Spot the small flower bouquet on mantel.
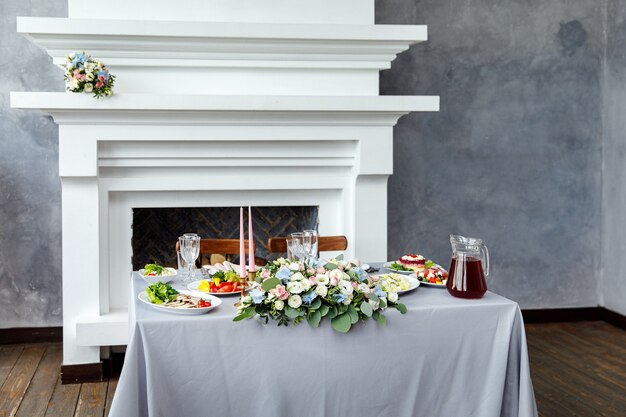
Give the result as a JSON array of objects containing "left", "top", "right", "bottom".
[
  {"left": 64, "top": 52, "right": 115, "bottom": 98},
  {"left": 234, "top": 256, "right": 407, "bottom": 333}
]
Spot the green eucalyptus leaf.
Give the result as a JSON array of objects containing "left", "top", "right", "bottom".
[
  {"left": 347, "top": 304, "right": 359, "bottom": 324},
  {"left": 307, "top": 310, "right": 322, "bottom": 328},
  {"left": 335, "top": 254, "right": 344, "bottom": 261},
  {"left": 327, "top": 305, "right": 338, "bottom": 319},
  {"left": 376, "top": 313, "right": 387, "bottom": 327},
  {"left": 395, "top": 303, "right": 407, "bottom": 314},
  {"left": 369, "top": 293, "right": 379, "bottom": 303},
  {"left": 320, "top": 304, "right": 330, "bottom": 317},
  {"left": 360, "top": 301, "right": 373, "bottom": 317},
  {"left": 379, "top": 298, "right": 387, "bottom": 309},
  {"left": 309, "top": 297, "right": 322, "bottom": 310},
  {"left": 331, "top": 313, "right": 352, "bottom": 333},
  {"left": 285, "top": 307, "right": 300, "bottom": 318},
  {"left": 261, "top": 277, "right": 281, "bottom": 291},
  {"left": 325, "top": 263, "right": 338, "bottom": 270}
]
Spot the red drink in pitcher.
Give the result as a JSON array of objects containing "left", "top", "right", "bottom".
[{"left": 446, "top": 236, "right": 490, "bottom": 299}]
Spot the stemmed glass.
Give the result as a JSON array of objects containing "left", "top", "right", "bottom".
[
  {"left": 303, "top": 229, "right": 318, "bottom": 258},
  {"left": 287, "top": 233, "right": 307, "bottom": 261},
  {"left": 179, "top": 234, "right": 200, "bottom": 283}
]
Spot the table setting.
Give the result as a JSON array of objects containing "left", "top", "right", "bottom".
[{"left": 109, "top": 207, "right": 537, "bottom": 417}]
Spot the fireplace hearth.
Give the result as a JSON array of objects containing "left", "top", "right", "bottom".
[{"left": 132, "top": 206, "right": 318, "bottom": 269}]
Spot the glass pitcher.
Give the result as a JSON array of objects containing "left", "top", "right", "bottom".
[{"left": 446, "top": 235, "right": 490, "bottom": 299}]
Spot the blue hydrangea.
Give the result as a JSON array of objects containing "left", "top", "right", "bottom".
[
  {"left": 301, "top": 291, "right": 318, "bottom": 305},
  {"left": 350, "top": 267, "right": 366, "bottom": 282},
  {"left": 315, "top": 259, "right": 327, "bottom": 268},
  {"left": 96, "top": 70, "right": 109, "bottom": 81},
  {"left": 276, "top": 266, "right": 292, "bottom": 284},
  {"left": 334, "top": 293, "right": 347, "bottom": 303},
  {"left": 250, "top": 288, "right": 266, "bottom": 304},
  {"left": 72, "top": 53, "right": 87, "bottom": 68},
  {"left": 374, "top": 285, "right": 386, "bottom": 298}
]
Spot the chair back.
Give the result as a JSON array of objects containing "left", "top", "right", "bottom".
[
  {"left": 267, "top": 235, "right": 348, "bottom": 254},
  {"left": 176, "top": 238, "right": 268, "bottom": 266}
]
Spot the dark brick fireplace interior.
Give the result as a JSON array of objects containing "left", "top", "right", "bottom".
[{"left": 131, "top": 206, "right": 318, "bottom": 269}]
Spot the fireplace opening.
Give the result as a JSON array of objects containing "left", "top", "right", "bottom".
[{"left": 131, "top": 206, "right": 319, "bottom": 269}]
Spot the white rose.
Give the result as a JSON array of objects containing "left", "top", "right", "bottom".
[
  {"left": 339, "top": 280, "right": 354, "bottom": 295},
  {"left": 85, "top": 72, "right": 94, "bottom": 81},
  {"left": 315, "top": 284, "right": 328, "bottom": 297},
  {"left": 288, "top": 295, "right": 302, "bottom": 309},
  {"left": 68, "top": 52, "right": 75, "bottom": 59},
  {"left": 274, "top": 300, "right": 284, "bottom": 311},
  {"left": 358, "top": 283, "right": 370, "bottom": 294},
  {"left": 68, "top": 78, "right": 79, "bottom": 90},
  {"left": 83, "top": 83, "right": 93, "bottom": 93},
  {"left": 289, "top": 262, "right": 300, "bottom": 271},
  {"left": 316, "top": 274, "right": 329, "bottom": 285},
  {"left": 290, "top": 272, "right": 305, "bottom": 281},
  {"left": 286, "top": 281, "right": 304, "bottom": 294},
  {"left": 342, "top": 272, "right": 351, "bottom": 281},
  {"left": 243, "top": 295, "right": 252, "bottom": 303},
  {"left": 343, "top": 294, "right": 353, "bottom": 305},
  {"left": 368, "top": 299, "right": 380, "bottom": 310},
  {"left": 329, "top": 269, "right": 343, "bottom": 281},
  {"left": 388, "top": 292, "right": 398, "bottom": 303},
  {"left": 300, "top": 279, "right": 311, "bottom": 291}
]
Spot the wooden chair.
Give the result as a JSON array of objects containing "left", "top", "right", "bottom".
[
  {"left": 267, "top": 235, "right": 348, "bottom": 255},
  {"left": 175, "top": 238, "right": 266, "bottom": 266}
]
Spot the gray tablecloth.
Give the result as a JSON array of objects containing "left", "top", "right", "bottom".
[{"left": 109, "top": 268, "right": 537, "bottom": 417}]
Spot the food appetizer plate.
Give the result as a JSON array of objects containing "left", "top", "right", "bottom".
[
  {"left": 411, "top": 272, "right": 447, "bottom": 288},
  {"left": 187, "top": 280, "right": 242, "bottom": 297},
  {"left": 382, "top": 261, "right": 415, "bottom": 275},
  {"left": 138, "top": 290, "right": 221, "bottom": 315},
  {"left": 138, "top": 267, "right": 177, "bottom": 284},
  {"left": 376, "top": 273, "right": 420, "bottom": 295}
]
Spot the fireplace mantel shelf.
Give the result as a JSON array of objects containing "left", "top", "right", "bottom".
[{"left": 11, "top": 92, "right": 439, "bottom": 125}]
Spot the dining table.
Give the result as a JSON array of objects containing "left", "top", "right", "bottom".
[{"left": 108, "top": 263, "right": 537, "bottom": 417}]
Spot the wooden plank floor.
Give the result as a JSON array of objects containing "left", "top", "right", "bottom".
[{"left": 0, "top": 321, "right": 624, "bottom": 416}]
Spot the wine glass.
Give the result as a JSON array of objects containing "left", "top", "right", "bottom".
[
  {"left": 290, "top": 233, "right": 307, "bottom": 261},
  {"left": 179, "top": 235, "right": 200, "bottom": 282},
  {"left": 303, "top": 229, "right": 318, "bottom": 258}
]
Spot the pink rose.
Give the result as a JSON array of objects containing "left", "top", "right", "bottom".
[
  {"left": 316, "top": 267, "right": 325, "bottom": 274},
  {"left": 306, "top": 268, "right": 315, "bottom": 275},
  {"left": 261, "top": 269, "right": 270, "bottom": 279},
  {"left": 330, "top": 276, "right": 339, "bottom": 286},
  {"left": 270, "top": 285, "right": 289, "bottom": 300},
  {"left": 352, "top": 281, "right": 358, "bottom": 288},
  {"left": 309, "top": 276, "right": 317, "bottom": 285},
  {"left": 96, "top": 81, "right": 103, "bottom": 88}
]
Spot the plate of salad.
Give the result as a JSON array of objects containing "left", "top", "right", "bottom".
[
  {"left": 188, "top": 263, "right": 246, "bottom": 296},
  {"left": 138, "top": 263, "right": 177, "bottom": 284},
  {"left": 382, "top": 262, "right": 415, "bottom": 274},
  {"left": 138, "top": 282, "right": 221, "bottom": 315},
  {"left": 377, "top": 273, "right": 420, "bottom": 294}
]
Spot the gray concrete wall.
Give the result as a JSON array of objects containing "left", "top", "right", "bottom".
[
  {"left": 0, "top": 1, "right": 66, "bottom": 328},
  {"left": 0, "top": 0, "right": 621, "bottom": 328},
  {"left": 377, "top": 0, "right": 604, "bottom": 308},
  {"left": 602, "top": 0, "right": 626, "bottom": 316}
]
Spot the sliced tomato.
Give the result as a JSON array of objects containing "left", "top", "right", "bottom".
[
  {"left": 198, "top": 299, "right": 212, "bottom": 308},
  {"left": 218, "top": 284, "right": 234, "bottom": 293}
]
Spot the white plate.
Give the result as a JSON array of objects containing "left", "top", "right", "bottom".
[
  {"left": 187, "top": 280, "right": 243, "bottom": 297},
  {"left": 138, "top": 267, "right": 177, "bottom": 284},
  {"left": 138, "top": 290, "right": 222, "bottom": 315},
  {"left": 382, "top": 261, "right": 416, "bottom": 275},
  {"left": 411, "top": 273, "right": 447, "bottom": 288},
  {"left": 377, "top": 273, "right": 420, "bottom": 295}
]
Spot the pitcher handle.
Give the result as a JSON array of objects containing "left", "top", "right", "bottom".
[{"left": 481, "top": 243, "right": 490, "bottom": 277}]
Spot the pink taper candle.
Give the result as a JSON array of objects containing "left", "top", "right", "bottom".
[
  {"left": 239, "top": 207, "right": 246, "bottom": 278},
  {"left": 248, "top": 206, "right": 256, "bottom": 273}
]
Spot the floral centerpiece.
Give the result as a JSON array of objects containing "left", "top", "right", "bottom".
[
  {"left": 234, "top": 256, "right": 407, "bottom": 333},
  {"left": 64, "top": 52, "right": 115, "bottom": 98}
]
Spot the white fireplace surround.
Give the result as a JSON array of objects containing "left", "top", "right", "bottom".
[{"left": 12, "top": 0, "right": 439, "bottom": 367}]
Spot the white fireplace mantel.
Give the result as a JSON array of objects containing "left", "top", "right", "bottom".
[{"left": 13, "top": 0, "right": 439, "bottom": 368}]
